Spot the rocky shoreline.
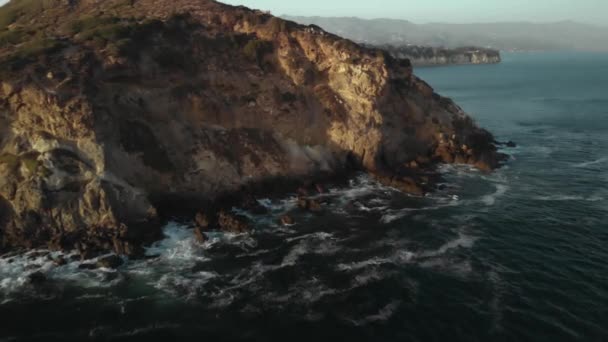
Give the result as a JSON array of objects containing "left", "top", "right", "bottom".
[{"left": 0, "top": 0, "right": 506, "bottom": 260}]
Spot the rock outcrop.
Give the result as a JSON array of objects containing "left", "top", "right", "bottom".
[
  {"left": 0, "top": 0, "right": 505, "bottom": 257},
  {"left": 373, "top": 45, "right": 501, "bottom": 66}
]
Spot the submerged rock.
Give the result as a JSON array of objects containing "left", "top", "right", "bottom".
[
  {"left": 280, "top": 215, "right": 296, "bottom": 226},
  {"left": 194, "top": 226, "right": 207, "bottom": 244},
  {"left": 297, "top": 197, "right": 324, "bottom": 213},
  {"left": 53, "top": 256, "right": 67, "bottom": 266},
  {"left": 27, "top": 271, "right": 47, "bottom": 285},
  {"left": 194, "top": 212, "right": 210, "bottom": 230},
  {"left": 96, "top": 255, "right": 124, "bottom": 269}
]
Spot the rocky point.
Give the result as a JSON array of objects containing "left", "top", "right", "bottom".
[{"left": 0, "top": 0, "right": 506, "bottom": 258}]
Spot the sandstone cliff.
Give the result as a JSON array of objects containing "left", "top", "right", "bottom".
[
  {"left": 374, "top": 45, "right": 501, "bottom": 66},
  {"left": 0, "top": 0, "right": 505, "bottom": 257}
]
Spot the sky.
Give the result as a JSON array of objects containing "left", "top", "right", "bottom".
[
  {"left": 0, "top": 0, "right": 604, "bottom": 26},
  {"left": 219, "top": 0, "right": 607, "bottom": 26}
]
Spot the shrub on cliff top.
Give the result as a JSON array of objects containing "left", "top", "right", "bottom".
[
  {"left": 0, "top": 28, "right": 26, "bottom": 48},
  {"left": 0, "top": 153, "right": 19, "bottom": 171},
  {"left": 243, "top": 38, "right": 273, "bottom": 62},
  {"left": 69, "top": 16, "right": 132, "bottom": 43},
  {"left": 0, "top": 0, "right": 55, "bottom": 28}
]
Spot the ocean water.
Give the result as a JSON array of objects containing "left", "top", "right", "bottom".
[{"left": 1, "top": 52, "right": 608, "bottom": 341}]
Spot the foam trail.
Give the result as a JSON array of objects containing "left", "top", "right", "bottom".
[
  {"left": 420, "top": 233, "right": 477, "bottom": 258},
  {"left": 573, "top": 157, "right": 608, "bottom": 168},
  {"left": 534, "top": 195, "right": 604, "bottom": 202},
  {"left": 482, "top": 184, "right": 509, "bottom": 206}
]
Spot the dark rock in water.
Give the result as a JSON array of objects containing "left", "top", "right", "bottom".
[
  {"left": 241, "top": 195, "right": 270, "bottom": 215},
  {"left": 53, "top": 256, "right": 67, "bottom": 266},
  {"left": 78, "top": 263, "right": 97, "bottom": 270},
  {"left": 297, "top": 187, "right": 309, "bottom": 196},
  {"left": 308, "top": 200, "right": 323, "bottom": 212},
  {"left": 315, "top": 184, "right": 327, "bottom": 194},
  {"left": 96, "top": 255, "right": 124, "bottom": 269},
  {"left": 218, "top": 211, "right": 251, "bottom": 234},
  {"left": 194, "top": 212, "right": 210, "bottom": 230},
  {"left": 506, "top": 141, "right": 517, "bottom": 148},
  {"left": 27, "top": 251, "right": 49, "bottom": 260},
  {"left": 249, "top": 204, "right": 270, "bottom": 215},
  {"left": 194, "top": 226, "right": 207, "bottom": 244},
  {"left": 372, "top": 173, "right": 425, "bottom": 196},
  {"left": 27, "top": 271, "right": 47, "bottom": 285},
  {"left": 298, "top": 197, "right": 324, "bottom": 213},
  {"left": 280, "top": 215, "right": 295, "bottom": 226}
]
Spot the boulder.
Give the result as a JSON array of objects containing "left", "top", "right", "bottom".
[
  {"left": 194, "top": 226, "right": 207, "bottom": 244},
  {"left": 194, "top": 212, "right": 210, "bottom": 230},
  {"left": 218, "top": 211, "right": 251, "bottom": 234},
  {"left": 96, "top": 255, "right": 124, "bottom": 269},
  {"left": 27, "top": 271, "right": 47, "bottom": 285},
  {"left": 280, "top": 215, "right": 295, "bottom": 226},
  {"left": 53, "top": 256, "right": 67, "bottom": 266},
  {"left": 297, "top": 198, "right": 323, "bottom": 213}
]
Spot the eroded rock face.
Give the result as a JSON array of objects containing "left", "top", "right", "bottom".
[{"left": 0, "top": 0, "right": 505, "bottom": 255}]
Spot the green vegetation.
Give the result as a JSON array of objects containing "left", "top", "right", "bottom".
[
  {"left": 0, "top": 151, "right": 45, "bottom": 176},
  {"left": 14, "top": 37, "right": 62, "bottom": 59},
  {"left": 0, "top": 28, "right": 26, "bottom": 47},
  {"left": 0, "top": 153, "right": 19, "bottom": 171},
  {"left": 69, "top": 16, "right": 131, "bottom": 43},
  {"left": 69, "top": 16, "right": 120, "bottom": 35},
  {"left": 243, "top": 39, "right": 273, "bottom": 62},
  {"left": 0, "top": 0, "right": 55, "bottom": 28},
  {"left": 0, "top": 37, "right": 62, "bottom": 76},
  {"left": 20, "top": 151, "right": 40, "bottom": 174}
]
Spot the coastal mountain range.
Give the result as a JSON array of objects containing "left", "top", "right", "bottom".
[{"left": 282, "top": 16, "right": 608, "bottom": 52}]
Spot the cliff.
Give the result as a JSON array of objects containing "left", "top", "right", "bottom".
[
  {"left": 0, "top": 0, "right": 505, "bottom": 258},
  {"left": 373, "top": 45, "right": 501, "bottom": 66}
]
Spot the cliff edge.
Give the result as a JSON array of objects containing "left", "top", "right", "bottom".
[{"left": 0, "top": 0, "right": 505, "bottom": 257}]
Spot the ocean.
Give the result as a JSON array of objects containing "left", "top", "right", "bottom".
[{"left": 1, "top": 52, "right": 607, "bottom": 341}]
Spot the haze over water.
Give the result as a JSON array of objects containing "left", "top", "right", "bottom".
[{"left": 1, "top": 52, "right": 607, "bottom": 341}]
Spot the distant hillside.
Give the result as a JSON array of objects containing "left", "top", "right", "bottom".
[
  {"left": 282, "top": 16, "right": 608, "bottom": 52},
  {"left": 372, "top": 44, "right": 501, "bottom": 66}
]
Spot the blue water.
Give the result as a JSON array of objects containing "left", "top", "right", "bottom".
[{"left": 1, "top": 52, "right": 607, "bottom": 341}]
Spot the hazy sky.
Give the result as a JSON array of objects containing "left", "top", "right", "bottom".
[
  {"left": 220, "top": 0, "right": 607, "bottom": 25},
  {"left": 0, "top": 0, "right": 604, "bottom": 25}
]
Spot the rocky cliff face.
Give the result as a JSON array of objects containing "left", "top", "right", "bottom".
[
  {"left": 375, "top": 45, "right": 501, "bottom": 66},
  {"left": 0, "top": 0, "right": 505, "bottom": 257}
]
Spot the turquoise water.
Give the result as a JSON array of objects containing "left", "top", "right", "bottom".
[{"left": 1, "top": 52, "right": 607, "bottom": 341}]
